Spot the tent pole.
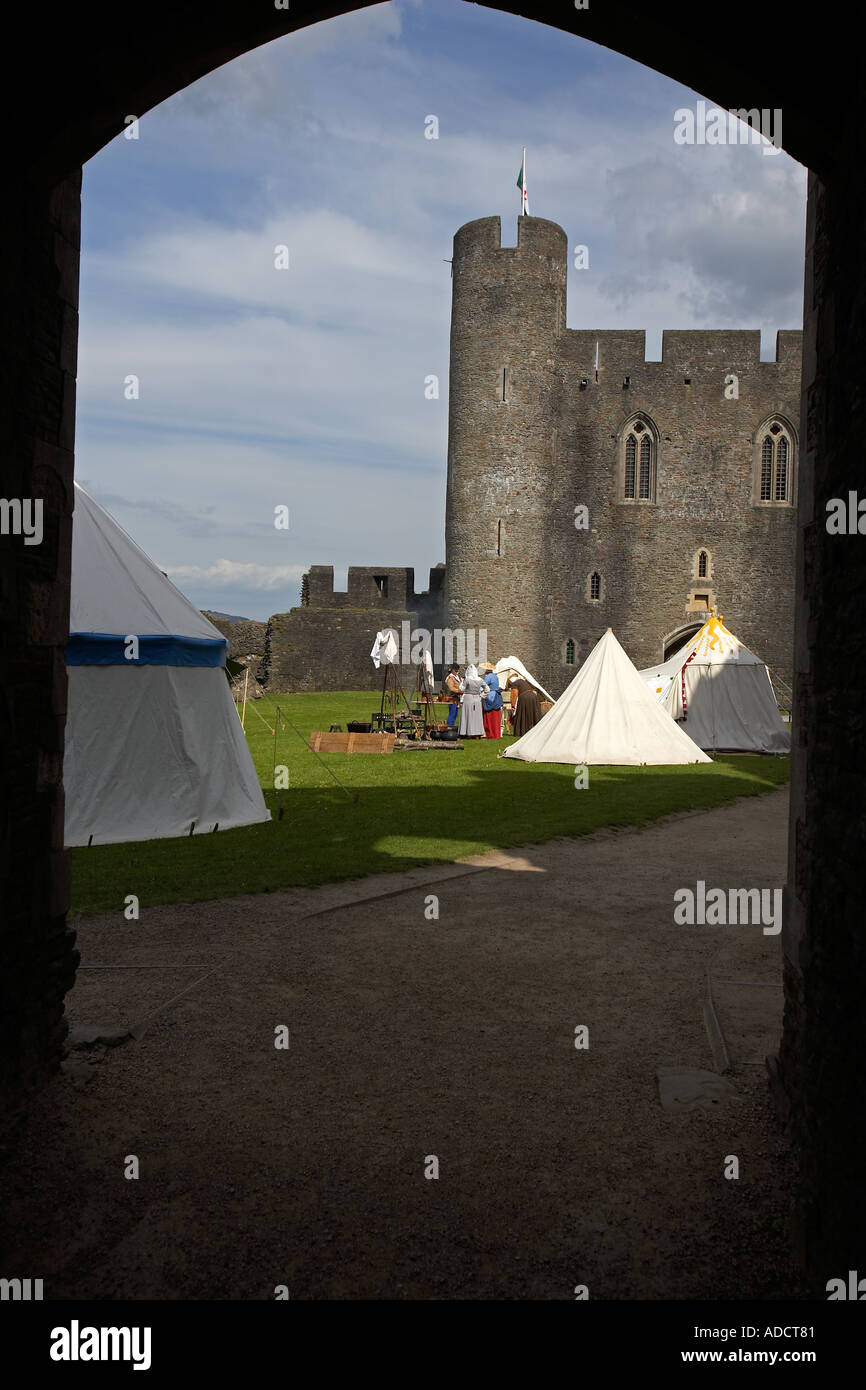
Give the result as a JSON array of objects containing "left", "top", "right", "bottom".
[{"left": 241, "top": 668, "right": 249, "bottom": 730}]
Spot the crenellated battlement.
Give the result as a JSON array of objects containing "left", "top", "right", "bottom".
[
  {"left": 560, "top": 327, "right": 801, "bottom": 376},
  {"left": 453, "top": 214, "right": 569, "bottom": 263},
  {"left": 302, "top": 564, "right": 443, "bottom": 611}
]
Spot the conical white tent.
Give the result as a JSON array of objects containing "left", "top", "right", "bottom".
[
  {"left": 494, "top": 655, "right": 556, "bottom": 704},
  {"left": 504, "top": 629, "right": 711, "bottom": 765},
  {"left": 639, "top": 616, "right": 790, "bottom": 754},
  {"left": 64, "top": 484, "right": 271, "bottom": 846}
]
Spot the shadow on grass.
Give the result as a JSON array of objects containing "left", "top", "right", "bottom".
[{"left": 70, "top": 753, "right": 789, "bottom": 915}]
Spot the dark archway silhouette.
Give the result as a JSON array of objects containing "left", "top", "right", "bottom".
[
  {"left": 663, "top": 622, "right": 703, "bottom": 662},
  {"left": 0, "top": 2, "right": 861, "bottom": 1282}
]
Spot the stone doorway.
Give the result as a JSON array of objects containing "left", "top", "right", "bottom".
[{"left": 662, "top": 622, "right": 702, "bottom": 662}]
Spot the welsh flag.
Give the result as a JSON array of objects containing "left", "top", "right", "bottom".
[{"left": 517, "top": 149, "right": 528, "bottom": 215}]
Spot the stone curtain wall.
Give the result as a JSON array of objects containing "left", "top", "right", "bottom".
[
  {"left": 264, "top": 608, "right": 428, "bottom": 694},
  {"left": 0, "top": 173, "right": 82, "bottom": 1111},
  {"left": 260, "top": 567, "right": 445, "bottom": 693},
  {"left": 221, "top": 618, "right": 268, "bottom": 657},
  {"left": 202, "top": 614, "right": 268, "bottom": 667},
  {"left": 546, "top": 324, "right": 801, "bottom": 697}
]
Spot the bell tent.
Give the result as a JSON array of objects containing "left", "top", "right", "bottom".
[
  {"left": 639, "top": 615, "right": 790, "bottom": 754},
  {"left": 64, "top": 483, "right": 271, "bottom": 846},
  {"left": 493, "top": 655, "right": 556, "bottom": 704},
  {"left": 503, "top": 628, "right": 712, "bottom": 766}
]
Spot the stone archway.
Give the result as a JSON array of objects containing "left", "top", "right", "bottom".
[
  {"left": 0, "top": 2, "right": 862, "bottom": 1280},
  {"left": 662, "top": 622, "right": 703, "bottom": 662}
]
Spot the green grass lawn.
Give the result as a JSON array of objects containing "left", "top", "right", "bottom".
[{"left": 69, "top": 690, "right": 790, "bottom": 915}]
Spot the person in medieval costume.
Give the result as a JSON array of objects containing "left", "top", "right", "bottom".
[
  {"left": 444, "top": 663, "right": 462, "bottom": 728},
  {"left": 480, "top": 662, "right": 503, "bottom": 738},
  {"left": 459, "top": 664, "right": 489, "bottom": 738},
  {"left": 509, "top": 676, "right": 542, "bottom": 737}
]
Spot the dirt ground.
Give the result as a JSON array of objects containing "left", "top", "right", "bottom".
[{"left": 0, "top": 785, "right": 809, "bottom": 1300}]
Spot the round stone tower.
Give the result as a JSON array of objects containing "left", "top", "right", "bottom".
[{"left": 444, "top": 215, "right": 567, "bottom": 676}]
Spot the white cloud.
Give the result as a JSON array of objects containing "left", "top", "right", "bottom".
[
  {"left": 175, "top": 0, "right": 406, "bottom": 119},
  {"left": 106, "top": 209, "right": 428, "bottom": 313},
  {"left": 167, "top": 559, "right": 308, "bottom": 590}
]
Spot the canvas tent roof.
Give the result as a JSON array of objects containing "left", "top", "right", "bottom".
[
  {"left": 64, "top": 484, "right": 271, "bottom": 845},
  {"left": 639, "top": 615, "right": 790, "bottom": 754},
  {"left": 494, "top": 656, "right": 556, "bottom": 704},
  {"left": 68, "top": 487, "right": 227, "bottom": 649},
  {"left": 504, "top": 628, "right": 711, "bottom": 765}
]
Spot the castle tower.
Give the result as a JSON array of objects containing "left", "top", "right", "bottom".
[{"left": 444, "top": 215, "right": 567, "bottom": 674}]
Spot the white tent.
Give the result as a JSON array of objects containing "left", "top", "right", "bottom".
[
  {"left": 494, "top": 655, "right": 556, "bottom": 704},
  {"left": 64, "top": 484, "right": 271, "bottom": 846},
  {"left": 639, "top": 616, "right": 790, "bottom": 754},
  {"left": 504, "top": 628, "right": 712, "bottom": 765}
]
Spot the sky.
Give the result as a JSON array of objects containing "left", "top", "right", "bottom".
[{"left": 76, "top": 0, "right": 808, "bottom": 621}]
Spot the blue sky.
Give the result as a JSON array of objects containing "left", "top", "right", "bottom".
[{"left": 76, "top": 0, "right": 807, "bottom": 620}]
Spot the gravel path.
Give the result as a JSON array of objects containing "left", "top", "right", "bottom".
[{"left": 0, "top": 785, "right": 807, "bottom": 1299}]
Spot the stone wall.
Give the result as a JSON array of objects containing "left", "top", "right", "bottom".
[
  {"left": 262, "top": 565, "right": 445, "bottom": 693},
  {"left": 546, "top": 323, "right": 800, "bottom": 697},
  {"left": 223, "top": 618, "right": 268, "bottom": 659},
  {"left": 203, "top": 613, "right": 267, "bottom": 665},
  {"left": 778, "top": 168, "right": 866, "bottom": 1278},
  {"left": 0, "top": 172, "right": 82, "bottom": 1113}
]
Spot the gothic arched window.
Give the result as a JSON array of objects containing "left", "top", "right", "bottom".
[
  {"left": 565, "top": 639, "right": 576, "bottom": 665},
  {"left": 621, "top": 417, "right": 657, "bottom": 502},
  {"left": 755, "top": 419, "right": 795, "bottom": 505},
  {"left": 589, "top": 571, "right": 601, "bottom": 601},
  {"left": 698, "top": 550, "right": 708, "bottom": 578}
]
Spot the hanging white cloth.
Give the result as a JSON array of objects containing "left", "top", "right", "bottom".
[{"left": 370, "top": 629, "right": 399, "bottom": 669}]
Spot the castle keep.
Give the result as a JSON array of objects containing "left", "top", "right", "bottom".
[{"left": 242, "top": 213, "right": 800, "bottom": 697}]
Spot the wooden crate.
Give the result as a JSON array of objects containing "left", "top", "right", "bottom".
[{"left": 308, "top": 731, "right": 395, "bottom": 754}]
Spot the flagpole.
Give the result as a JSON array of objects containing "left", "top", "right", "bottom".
[{"left": 517, "top": 148, "right": 529, "bottom": 217}]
